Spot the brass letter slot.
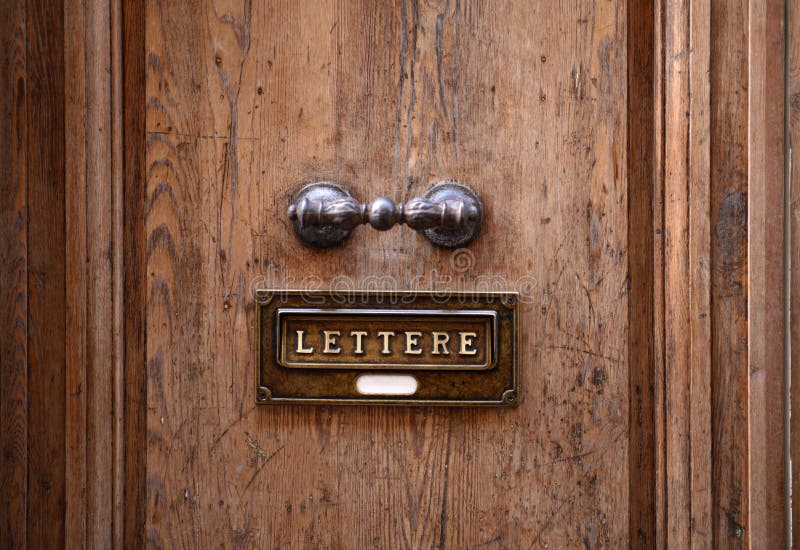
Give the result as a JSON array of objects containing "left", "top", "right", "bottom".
[{"left": 255, "top": 290, "right": 518, "bottom": 406}]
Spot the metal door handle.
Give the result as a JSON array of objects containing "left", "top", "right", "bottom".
[{"left": 288, "top": 181, "right": 483, "bottom": 249}]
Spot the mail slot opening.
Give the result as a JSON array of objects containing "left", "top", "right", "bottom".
[{"left": 356, "top": 374, "right": 418, "bottom": 396}]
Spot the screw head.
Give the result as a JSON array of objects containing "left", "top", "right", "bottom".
[{"left": 502, "top": 389, "right": 518, "bottom": 406}]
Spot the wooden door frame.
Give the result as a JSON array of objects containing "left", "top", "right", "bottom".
[
  {"left": 652, "top": 0, "right": 788, "bottom": 547},
  {"left": 0, "top": 0, "right": 789, "bottom": 547}
]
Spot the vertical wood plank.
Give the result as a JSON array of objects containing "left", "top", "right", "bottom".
[
  {"left": 64, "top": 0, "right": 117, "bottom": 545},
  {"left": 790, "top": 0, "right": 800, "bottom": 544},
  {"left": 64, "top": 0, "right": 88, "bottom": 545},
  {"left": 25, "top": 0, "right": 67, "bottom": 546},
  {"left": 659, "top": 0, "right": 757, "bottom": 545},
  {"left": 122, "top": 0, "right": 148, "bottom": 547},
  {"left": 627, "top": 0, "right": 656, "bottom": 546},
  {"left": 0, "top": 0, "right": 28, "bottom": 548},
  {"left": 710, "top": 1, "right": 750, "bottom": 545},
  {"left": 662, "top": 1, "right": 692, "bottom": 540},
  {"left": 3, "top": 0, "right": 120, "bottom": 544},
  {"left": 688, "top": 0, "right": 713, "bottom": 546},
  {"left": 748, "top": 0, "right": 786, "bottom": 546},
  {"left": 661, "top": 0, "right": 713, "bottom": 544},
  {"left": 84, "top": 0, "right": 115, "bottom": 544},
  {"left": 111, "top": 0, "right": 125, "bottom": 544},
  {"left": 652, "top": 0, "right": 667, "bottom": 545}
]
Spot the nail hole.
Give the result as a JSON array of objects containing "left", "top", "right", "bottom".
[{"left": 356, "top": 374, "right": 418, "bottom": 396}]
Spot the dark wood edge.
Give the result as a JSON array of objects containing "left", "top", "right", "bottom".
[
  {"left": 122, "top": 0, "right": 147, "bottom": 547},
  {"left": 626, "top": 1, "right": 657, "bottom": 547},
  {"left": 26, "top": 0, "right": 67, "bottom": 546},
  {"left": 0, "top": 1, "right": 29, "bottom": 548}
]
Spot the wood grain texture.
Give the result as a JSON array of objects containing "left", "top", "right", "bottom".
[
  {"left": 626, "top": 0, "right": 656, "bottom": 546},
  {"left": 687, "top": 2, "right": 712, "bottom": 547},
  {"left": 710, "top": 1, "right": 750, "bottom": 546},
  {"left": 123, "top": 0, "right": 148, "bottom": 547},
  {"left": 0, "top": 1, "right": 784, "bottom": 546},
  {"left": 0, "top": 0, "right": 28, "bottom": 548},
  {"left": 144, "top": 0, "right": 630, "bottom": 546},
  {"left": 63, "top": 0, "right": 117, "bottom": 546},
  {"left": 112, "top": 0, "right": 126, "bottom": 545},
  {"left": 652, "top": 0, "right": 667, "bottom": 544},
  {"left": 84, "top": 0, "right": 115, "bottom": 544},
  {"left": 25, "top": 0, "right": 67, "bottom": 546},
  {"left": 656, "top": 0, "right": 771, "bottom": 546},
  {"left": 64, "top": 0, "right": 89, "bottom": 545},
  {"left": 748, "top": 0, "right": 786, "bottom": 546},
  {"left": 791, "top": 0, "right": 800, "bottom": 545},
  {"left": 0, "top": 0, "right": 120, "bottom": 547},
  {"left": 661, "top": 0, "right": 713, "bottom": 544}
]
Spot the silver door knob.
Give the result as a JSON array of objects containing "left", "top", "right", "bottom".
[{"left": 288, "top": 181, "right": 483, "bottom": 249}]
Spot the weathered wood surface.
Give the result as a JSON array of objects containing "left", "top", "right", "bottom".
[
  {"left": 64, "top": 0, "right": 89, "bottom": 545},
  {"left": 0, "top": 0, "right": 119, "bottom": 547},
  {"left": 652, "top": 1, "right": 667, "bottom": 542},
  {"left": 123, "top": 0, "right": 148, "bottom": 546},
  {"left": 792, "top": 0, "right": 800, "bottom": 546},
  {"left": 626, "top": 0, "right": 656, "bottom": 545},
  {"left": 24, "top": 0, "right": 67, "bottom": 547},
  {"left": 748, "top": 0, "right": 786, "bottom": 546},
  {"left": 79, "top": 0, "right": 116, "bottom": 545},
  {"left": 661, "top": 0, "right": 713, "bottom": 545},
  {"left": 0, "top": 0, "right": 788, "bottom": 547},
  {"left": 65, "top": 0, "right": 117, "bottom": 546},
  {"left": 709, "top": 1, "right": 751, "bottom": 546},
  {"left": 656, "top": 0, "right": 787, "bottom": 547},
  {"left": 144, "top": 1, "right": 631, "bottom": 547},
  {"left": 0, "top": 0, "right": 29, "bottom": 548},
  {"left": 656, "top": 0, "right": 775, "bottom": 547}
]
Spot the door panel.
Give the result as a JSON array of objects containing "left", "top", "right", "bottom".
[{"left": 145, "top": 1, "right": 629, "bottom": 547}]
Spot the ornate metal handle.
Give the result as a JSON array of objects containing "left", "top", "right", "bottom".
[{"left": 288, "top": 181, "right": 483, "bottom": 248}]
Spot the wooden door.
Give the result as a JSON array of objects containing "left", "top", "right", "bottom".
[
  {"left": 0, "top": 0, "right": 789, "bottom": 548},
  {"left": 143, "top": 2, "right": 635, "bottom": 546}
]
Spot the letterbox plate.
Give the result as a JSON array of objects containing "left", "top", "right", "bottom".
[{"left": 255, "top": 290, "right": 519, "bottom": 406}]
